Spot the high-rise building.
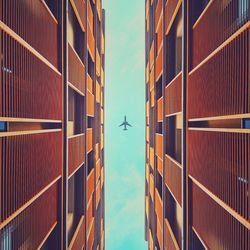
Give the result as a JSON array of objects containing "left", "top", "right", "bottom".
[
  {"left": 0, "top": 0, "right": 105, "bottom": 249},
  {"left": 145, "top": 0, "right": 250, "bottom": 249}
]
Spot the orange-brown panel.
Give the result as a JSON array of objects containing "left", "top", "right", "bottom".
[
  {"left": 68, "top": 44, "right": 85, "bottom": 94},
  {"left": 146, "top": 126, "right": 149, "bottom": 142},
  {"left": 155, "top": 0, "right": 163, "bottom": 29},
  {"left": 68, "top": 134, "right": 85, "bottom": 177},
  {"left": 155, "top": 133, "right": 163, "bottom": 160},
  {"left": 165, "top": 0, "right": 181, "bottom": 34},
  {"left": 149, "top": 174, "right": 154, "bottom": 200},
  {"left": 0, "top": 31, "right": 62, "bottom": 120},
  {"left": 157, "top": 97, "right": 163, "bottom": 122},
  {"left": 87, "top": 23, "right": 95, "bottom": 62},
  {"left": 2, "top": 0, "right": 59, "bottom": 67},
  {"left": 146, "top": 63, "right": 150, "bottom": 83},
  {"left": 101, "top": 108, "right": 104, "bottom": 124},
  {"left": 101, "top": 166, "right": 104, "bottom": 188},
  {"left": 87, "top": 198, "right": 93, "bottom": 230},
  {"left": 164, "top": 218, "right": 180, "bottom": 250},
  {"left": 157, "top": 157, "right": 163, "bottom": 177},
  {"left": 149, "top": 147, "right": 154, "bottom": 168},
  {"left": 96, "top": 159, "right": 101, "bottom": 183},
  {"left": 165, "top": 155, "right": 182, "bottom": 206},
  {"left": 0, "top": 132, "right": 62, "bottom": 222},
  {"left": 96, "top": 180, "right": 101, "bottom": 208},
  {"left": 87, "top": 169, "right": 95, "bottom": 202},
  {"left": 156, "top": 16, "right": 163, "bottom": 51},
  {"left": 155, "top": 46, "right": 163, "bottom": 81},
  {"left": 87, "top": 74, "right": 93, "bottom": 93},
  {"left": 96, "top": 81, "right": 101, "bottom": 103},
  {"left": 1, "top": 181, "right": 58, "bottom": 249},
  {"left": 87, "top": 128, "right": 93, "bottom": 153},
  {"left": 87, "top": 0, "right": 94, "bottom": 33},
  {"left": 70, "top": 0, "right": 86, "bottom": 32},
  {"left": 155, "top": 188, "right": 163, "bottom": 228},
  {"left": 101, "top": 30, "right": 105, "bottom": 54},
  {"left": 87, "top": 90, "right": 94, "bottom": 117},
  {"left": 150, "top": 67, "right": 154, "bottom": 91},
  {"left": 150, "top": 89, "right": 155, "bottom": 107},
  {"left": 96, "top": 50, "right": 101, "bottom": 76},
  {"left": 157, "top": 217, "right": 163, "bottom": 249},
  {"left": 165, "top": 73, "right": 182, "bottom": 115},
  {"left": 149, "top": 230, "right": 154, "bottom": 250},
  {"left": 68, "top": 216, "right": 85, "bottom": 250},
  {"left": 95, "top": 143, "right": 100, "bottom": 160},
  {"left": 191, "top": 181, "right": 250, "bottom": 249},
  {"left": 87, "top": 219, "right": 95, "bottom": 250},
  {"left": 150, "top": 42, "right": 155, "bottom": 69},
  {"left": 96, "top": 0, "right": 101, "bottom": 20}
]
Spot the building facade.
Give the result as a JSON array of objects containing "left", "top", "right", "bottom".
[
  {"left": 0, "top": 0, "right": 105, "bottom": 249},
  {"left": 145, "top": 0, "right": 250, "bottom": 249}
]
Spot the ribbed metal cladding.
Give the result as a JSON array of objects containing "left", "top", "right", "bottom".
[
  {"left": 0, "top": 31, "right": 62, "bottom": 119},
  {"left": 0, "top": 0, "right": 59, "bottom": 67},
  {"left": 0, "top": 132, "right": 62, "bottom": 222},
  {"left": 146, "top": 0, "right": 250, "bottom": 249},
  {"left": 0, "top": 0, "right": 105, "bottom": 249}
]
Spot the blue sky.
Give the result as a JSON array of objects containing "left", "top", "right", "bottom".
[{"left": 102, "top": 0, "right": 147, "bottom": 249}]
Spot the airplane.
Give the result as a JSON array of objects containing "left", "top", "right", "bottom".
[{"left": 119, "top": 116, "right": 132, "bottom": 131}]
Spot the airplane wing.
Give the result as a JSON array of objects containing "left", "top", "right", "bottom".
[
  {"left": 119, "top": 122, "right": 125, "bottom": 127},
  {"left": 126, "top": 122, "right": 132, "bottom": 127}
]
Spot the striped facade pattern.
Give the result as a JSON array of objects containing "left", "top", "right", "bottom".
[
  {"left": 0, "top": 0, "right": 105, "bottom": 249},
  {"left": 145, "top": 0, "right": 250, "bottom": 249}
]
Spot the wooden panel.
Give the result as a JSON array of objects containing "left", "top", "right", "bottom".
[
  {"left": 189, "top": 130, "right": 250, "bottom": 220},
  {"left": 150, "top": 68, "right": 155, "bottom": 91},
  {"left": 165, "top": 0, "right": 181, "bottom": 35},
  {"left": 87, "top": 169, "right": 95, "bottom": 202},
  {"left": 87, "top": 91, "right": 94, "bottom": 117},
  {"left": 149, "top": 174, "right": 154, "bottom": 201},
  {"left": 155, "top": 188, "right": 163, "bottom": 228},
  {"left": 68, "top": 44, "right": 85, "bottom": 95},
  {"left": 191, "top": 181, "right": 250, "bottom": 249},
  {"left": 165, "top": 155, "right": 182, "bottom": 207},
  {"left": 189, "top": 28, "right": 250, "bottom": 119},
  {"left": 96, "top": 50, "right": 101, "bottom": 76},
  {"left": 155, "top": 46, "right": 163, "bottom": 81},
  {"left": 87, "top": 128, "right": 93, "bottom": 153},
  {"left": 0, "top": 182, "right": 58, "bottom": 249},
  {"left": 68, "top": 134, "right": 85, "bottom": 177},
  {"left": 192, "top": 0, "right": 250, "bottom": 68},
  {"left": 150, "top": 147, "right": 154, "bottom": 168},
  {"left": 150, "top": 42, "right": 155, "bottom": 69},
  {"left": 87, "top": 218, "right": 95, "bottom": 250},
  {"left": 68, "top": 216, "right": 85, "bottom": 250},
  {"left": 157, "top": 216, "right": 163, "bottom": 249},
  {"left": 70, "top": 0, "right": 87, "bottom": 32},
  {"left": 157, "top": 97, "right": 163, "bottom": 122},
  {"left": 88, "top": 22, "right": 95, "bottom": 62},
  {"left": 1, "top": 0, "right": 59, "bottom": 67},
  {"left": 155, "top": 0, "right": 163, "bottom": 29},
  {"left": 96, "top": 159, "right": 101, "bottom": 183},
  {"left": 96, "top": 180, "right": 101, "bottom": 208},
  {"left": 0, "top": 31, "right": 62, "bottom": 120},
  {"left": 87, "top": 74, "right": 93, "bottom": 93},
  {"left": 157, "top": 157, "right": 163, "bottom": 177},
  {"left": 0, "top": 132, "right": 62, "bottom": 222},
  {"left": 155, "top": 133, "right": 163, "bottom": 160},
  {"left": 165, "top": 73, "right": 182, "bottom": 116},
  {"left": 164, "top": 218, "right": 180, "bottom": 250}
]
